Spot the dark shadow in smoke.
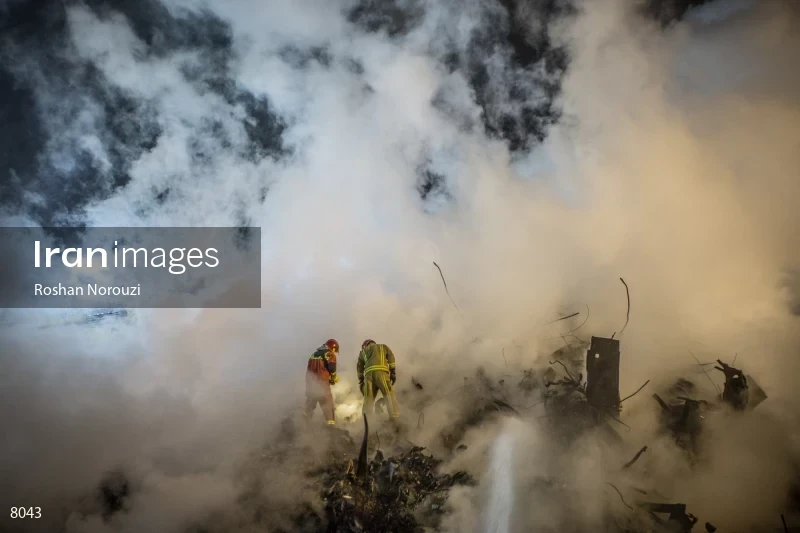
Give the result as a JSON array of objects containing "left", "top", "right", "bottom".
[
  {"left": 99, "top": 470, "right": 131, "bottom": 521},
  {"left": 344, "top": 0, "right": 568, "bottom": 155},
  {"left": 347, "top": 0, "right": 426, "bottom": 38},
  {"left": 0, "top": 0, "right": 162, "bottom": 226},
  {"left": 496, "top": 0, "right": 575, "bottom": 67},
  {"left": 0, "top": 66, "right": 44, "bottom": 212},
  {"left": 0, "top": 0, "right": 290, "bottom": 227},
  {"left": 439, "top": 0, "right": 710, "bottom": 155},
  {"left": 279, "top": 45, "right": 332, "bottom": 70},
  {"left": 236, "top": 92, "right": 291, "bottom": 164},
  {"left": 454, "top": 0, "right": 571, "bottom": 154},
  {"left": 645, "top": 0, "right": 712, "bottom": 26},
  {"left": 416, "top": 168, "right": 451, "bottom": 209},
  {"left": 82, "top": 0, "right": 232, "bottom": 59}
]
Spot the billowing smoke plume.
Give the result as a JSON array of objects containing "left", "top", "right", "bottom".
[{"left": 2, "top": 0, "right": 799, "bottom": 531}]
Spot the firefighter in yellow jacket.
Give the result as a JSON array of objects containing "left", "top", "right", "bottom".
[{"left": 357, "top": 339, "right": 400, "bottom": 419}]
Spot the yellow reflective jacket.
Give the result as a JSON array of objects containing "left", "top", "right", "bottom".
[{"left": 357, "top": 343, "right": 396, "bottom": 379}]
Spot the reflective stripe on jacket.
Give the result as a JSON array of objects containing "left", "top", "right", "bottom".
[
  {"left": 307, "top": 346, "right": 336, "bottom": 384},
  {"left": 357, "top": 343, "right": 395, "bottom": 379}
]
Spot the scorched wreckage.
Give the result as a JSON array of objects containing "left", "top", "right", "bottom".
[
  {"left": 2, "top": 0, "right": 797, "bottom": 531},
  {"left": 78, "top": 279, "right": 781, "bottom": 533}
]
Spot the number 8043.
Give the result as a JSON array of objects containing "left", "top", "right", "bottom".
[{"left": 10, "top": 507, "right": 41, "bottom": 519}]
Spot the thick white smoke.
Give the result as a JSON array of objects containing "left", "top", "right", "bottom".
[{"left": 2, "top": 0, "right": 800, "bottom": 531}]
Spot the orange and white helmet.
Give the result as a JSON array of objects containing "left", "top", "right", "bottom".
[{"left": 325, "top": 339, "right": 339, "bottom": 353}]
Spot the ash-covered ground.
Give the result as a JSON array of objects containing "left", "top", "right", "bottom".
[
  {"left": 18, "top": 333, "right": 794, "bottom": 533},
  {"left": 2, "top": 0, "right": 800, "bottom": 531}
]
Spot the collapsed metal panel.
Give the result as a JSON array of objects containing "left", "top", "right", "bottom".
[{"left": 586, "top": 336, "right": 621, "bottom": 411}]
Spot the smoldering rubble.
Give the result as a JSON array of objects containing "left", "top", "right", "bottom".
[
  {"left": 1, "top": 0, "right": 799, "bottom": 530},
  {"left": 61, "top": 332, "right": 798, "bottom": 533}
]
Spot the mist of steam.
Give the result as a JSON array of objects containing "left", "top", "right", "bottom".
[
  {"left": 1, "top": 0, "right": 800, "bottom": 531},
  {"left": 485, "top": 427, "right": 516, "bottom": 533}
]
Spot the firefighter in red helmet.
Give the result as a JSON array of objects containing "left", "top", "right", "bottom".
[{"left": 304, "top": 339, "right": 340, "bottom": 426}]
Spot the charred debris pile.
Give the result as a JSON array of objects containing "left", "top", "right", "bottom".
[
  {"left": 83, "top": 334, "right": 773, "bottom": 533},
  {"left": 290, "top": 334, "right": 768, "bottom": 532},
  {"left": 253, "top": 270, "right": 778, "bottom": 532},
  {"left": 537, "top": 335, "right": 770, "bottom": 532},
  {"left": 315, "top": 435, "right": 476, "bottom": 533},
  {"left": 231, "top": 416, "right": 477, "bottom": 533},
  {"left": 69, "top": 278, "right": 780, "bottom": 532},
  {"left": 82, "top": 275, "right": 774, "bottom": 533}
]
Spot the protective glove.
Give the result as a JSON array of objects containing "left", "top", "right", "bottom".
[
  {"left": 390, "top": 369, "right": 396, "bottom": 385},
  {"left": 329, "top": 372, "right": 340, "bottom": 385},
  {"left": 358, "top": 378, "right": 364, "bottom": 394}
]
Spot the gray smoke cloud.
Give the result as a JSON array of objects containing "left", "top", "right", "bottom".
[{"left": 2, "top": 0, "right": 800, "bottom": 531}]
